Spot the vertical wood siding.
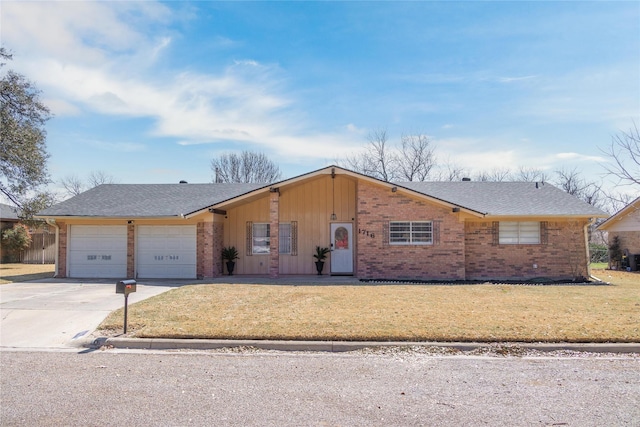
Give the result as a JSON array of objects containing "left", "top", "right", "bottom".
[{"left": 224, "top": 175, "right": 356, "bottom": 275}]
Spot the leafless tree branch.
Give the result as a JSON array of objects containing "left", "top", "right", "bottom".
[
  {"left": 211, "top": 151, "right": 282, "bottom": 183},
  {"left": 601, "top": 121, "right": 640, "bottom": 187}
]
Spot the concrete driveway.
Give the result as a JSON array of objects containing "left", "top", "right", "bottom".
[{"left": 0, "top": 279, "right": 182, "bottom": 349}]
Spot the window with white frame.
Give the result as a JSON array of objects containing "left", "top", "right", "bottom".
[
  {"left": 389, "top": 221, "right": 433, "bottom": 245},
  {"left": 499, "top": 221, "right": 540, "bottom": 244},
  {"left": 251, "top": 223, "right": 294, "bottom": 255}
]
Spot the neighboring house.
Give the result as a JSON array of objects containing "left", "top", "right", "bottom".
[
  {"left": 597, "top": 196, "right": 640, "bottom": 271},
  {"left": 0, "top": 202, "right": 20, "bottom": 227},
  {"left": 35, "top": 166, "right": 607, "bottom": 281},
  {"left": 1, "top": 202, "right": 56, "bottom": 264},
  {"left": 1, "top": 202, "right": 20, "bottom": 262}
]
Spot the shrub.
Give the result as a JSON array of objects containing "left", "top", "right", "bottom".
[{"left": 2, "top": 223, "right": 32, "bottom": 261}]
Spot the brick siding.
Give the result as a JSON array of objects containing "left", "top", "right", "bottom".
[
  {"left": 127, "top": 224, "right": 135, "bottom": 278},
  {"left": 356, "top": 181, "right": 466, "bottom": 280},
  {"left": 57, "top": 221, "right": 67, "bottom": 278},
  {"left": 465, "top": 220, "right": 589, "bottom": 280},
  {"left": 196, "top": 221, "right": 224, "bottom": 278}
]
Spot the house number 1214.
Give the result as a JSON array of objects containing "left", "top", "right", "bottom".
[{"left": 358, "top": 228, "right": 375, "bottom": 238}]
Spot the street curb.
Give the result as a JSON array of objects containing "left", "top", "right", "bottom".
[{"left": 97, "top": 338, "right": 640, "bottom": 354}]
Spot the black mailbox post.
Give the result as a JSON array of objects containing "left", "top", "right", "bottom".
[{"left": 116, "top": 279, "right": 137, "bottom": 333}]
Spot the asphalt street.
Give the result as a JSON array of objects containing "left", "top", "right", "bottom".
[{"left": 1, "top": 349, "right": 639, "bottom": 426}]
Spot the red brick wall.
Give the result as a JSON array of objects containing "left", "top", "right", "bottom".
[
  {"left": 57, "top": 221, "right": 67, "bottom": 278},
  {"left": 127, "top": 224, "right": 135, "bottom": 278},
  {"left": 465, "top": 220, "right": 590, "bottom": 280},
  {"left": 197, "top": 221, "right": 224, "bottom": 278},
  {"left": 356, "top": 182, "right": 466, "bottom": 280}
]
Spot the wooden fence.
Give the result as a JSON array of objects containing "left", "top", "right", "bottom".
[{"left": 20, "top": 232, "right": 56, "bottom": 264}]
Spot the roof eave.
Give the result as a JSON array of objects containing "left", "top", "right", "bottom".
[
  {"left": 485, "top": 213, "right": 609, "bottom": 220},
  {"left": 596, "top": 196, "right": 640, "bottom": 230},
  {"left": 34, "top": 214, "right": 187, "bottom": 221}
]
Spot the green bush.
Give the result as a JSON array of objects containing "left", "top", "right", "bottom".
[{"left": 1, "top": 224, "right": 32, "bottom": 261}]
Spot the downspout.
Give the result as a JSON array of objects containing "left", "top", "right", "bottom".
[{"left": 45, "top": 218, "right": 60, "bottom": 278}]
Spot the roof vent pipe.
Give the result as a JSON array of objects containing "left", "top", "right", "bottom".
[{"left": 462, "top": 177, "right": 471, "bottom": 182}]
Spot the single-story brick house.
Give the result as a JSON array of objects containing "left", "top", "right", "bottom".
[
  {"left": 597, "top": 196, "right": 640, "bottom": 270},
  {"left": 36, "top": 165, "right": 607, "bottom": 281}
]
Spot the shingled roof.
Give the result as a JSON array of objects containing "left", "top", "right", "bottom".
[
  {"left": 0, "top": 203, "right": 20, "bottom": 221},
  {"left": 38, "top": 182, "right": 607, "bottom": 218},
  {"left": 36, "top": 166, "right": 608, "bottom": 219},
  {"left": 38, "top": 183, "right": 266, "bottom": 218},
  {"left": 398, "top": 181, "right": 607, "bottom": 217}
]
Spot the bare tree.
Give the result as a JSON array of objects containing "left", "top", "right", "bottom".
[
  {"left": 431, "top": 158, "right": 469, "bottom": 182},
  {"left": 397, "top": 134, "right": 436, "bottom": 181},
  {"left": 514, "top": 166, "right": 550, "bottom": 183},
  {"left": 605, "top": 191, "right": 636, "bottom": 214},
  {"left": 473, "top": 167, "right": 513, "bottom": 182},
  {"left": 339, "top": 129, "right": 441, "bottom": 182},
  {"left": 59, "top": 174, "right": 84, "bottom": 197},
  {"left": 59, "top": 171, "right": 116, "bottom": 197},
  {"left": 602, "top": 122, "right": 640, "bottom": 187},
  {"left": 88, "top": 170, "right": 115, "bottom": 187},
  {"left": 339, "top": 129, "right": 398, "bottom": 182},
  {"left": 553, "top": 167, "right": 604, "bottom": 208},
  {"left": 211, "top": 151, "right": 282, "bottom": 183}
]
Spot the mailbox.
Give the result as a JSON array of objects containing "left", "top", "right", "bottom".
[{"left": 116, "top": 279, "right": 137, "bottom": 295}]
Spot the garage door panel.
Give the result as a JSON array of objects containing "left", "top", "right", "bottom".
[
  {"left": 68, "top": 225, "right": 127, "bottom": 278},
  {"left": 72, "top": 237, "right": 126, "bottom": 251},
  {"left": 70, "top": 225, "right": 126, "bottom": 238},
  {"left": 137, "top": 226, "right": 196, "bottom": 279},
  {"left": 137, "top": 252, "right": 197, "bottom": 264}
]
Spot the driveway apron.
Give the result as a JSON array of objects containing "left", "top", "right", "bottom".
[{"left": 0, "top": 279, "right": 178, "bottom": 349}]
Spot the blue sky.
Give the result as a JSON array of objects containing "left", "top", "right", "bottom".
[{"left": 2, "top": 1, "right": 639, "bottom": 196}]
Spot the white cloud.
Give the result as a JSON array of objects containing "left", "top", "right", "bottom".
[
  {"left": 2, "top": 2, "right": 171, "bottom": 66},
  {"left": 42, "top": 98, "right": 80, "bottom": 116},
  {"left": 432, "top": 137, "right": 612, "bottom": 181},
  {"left": 497, "top": 75, "right": 537, "bottom": 83},
  {"left": 555, "top": 152, "right": 607, "bottom": 162},
  {"left": 517, "top": 64, "right": 639, "bottom": 124},
  {"left": 2, "top": 1, "right": 365, "bottom": 161}
]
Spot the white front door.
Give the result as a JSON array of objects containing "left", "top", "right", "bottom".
[{"left": 330, "top": 223, "right": 353, "bottom": 275}]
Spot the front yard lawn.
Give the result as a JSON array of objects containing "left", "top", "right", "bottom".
[
  {"left": 0, "top": 263, "right": 55, "bottom": 284},
  {"left": 99, "top": 269, "right": 640, "bottom": 343}
]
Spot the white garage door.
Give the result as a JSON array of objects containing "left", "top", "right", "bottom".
[
  {"left": 68, "top": 225, "right": 127, "bottom": 278},
  {"left": 137, "top": 225, "right": 197, "bottom": 279}
]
